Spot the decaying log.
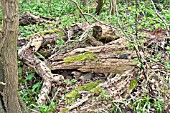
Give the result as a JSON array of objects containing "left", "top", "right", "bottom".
[
  {"left": 47, "top": 22, "right": 135, "bottom": 74},
  {"left": 49, "top": 44, "right": 136, "bottom": 74},
  {"left": 66, "top": 68, "right": 137, "bottom": 112},
  {"left": 51, "top": 59, "right": 135, "bottom": 74},
  {"left": 19, "top": 12, "right": 57, "bottom": 26},
  {"left": 18, "top": 21, "right": 134, "bottom": 105}
]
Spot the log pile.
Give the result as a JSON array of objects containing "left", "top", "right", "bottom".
[{"left": 18, "top": 13, "right": 137, "bottom": 105}]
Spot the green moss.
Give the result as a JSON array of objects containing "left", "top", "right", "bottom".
[
  {"left": 115, "top": 51, "right": 123, "bottom": 55},
  {"left": 41, "top": 29, "right": 63, "bottom": 36},
  {"left": 129, "top": 78, "right": 138, "bottom": 90},
  {"left": 61, "top": 108, "right": 69, "bottom": 113},
  {"left": 66, "top": 90, "right": 79, "bottom": 99},
  {"left": 64, "top": 52, "right": 97, "bottom": 63},
  {"left": 66, "top": 80, "right": 101, "bottom": 104},
  {"left": 90, "top": 86, "right": 103, "bottom": 94},
  {"left": 76, "top": 80, "right": 101, "bottom": 91}
]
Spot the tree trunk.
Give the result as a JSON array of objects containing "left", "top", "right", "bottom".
[
  {"left": 0, "top": 0, "right": 29, "bottom": 113},
  {"left": 110, "top": 0, "right": 116, "bottom": 15},
  {"left": 96, "top": 0, "right": 104, "bottom": 15},
  {"left": 83, "top": 0, "right": 88, "bottom": 6}
]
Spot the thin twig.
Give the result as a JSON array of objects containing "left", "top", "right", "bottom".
[
  {"left": 83, "top": 13, "right": 119, "bottom": 36},
  {"left": 83, "top": 13, "right": 100, "bottom": 22},
  {"left": 83, "top": 13, "right": 114, "bottom": 27},
  {"left": 115, "top": 4, "right": 132, "bottom": 40},
  {"left": 150, "top": 0, "right": 169, "bottom": 36},
  {"left": 135, "top": 0, "right": 138, "bottom": 39},
  {"left": 70, "top": 0, "right": 88, "bottom": 22}
]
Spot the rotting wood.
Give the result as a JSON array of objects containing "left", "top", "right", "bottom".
[
  {"left": 19, "top": 12, "right": 57, "bottom": 26},
  {"left": 18, "top": 32, "right": 64, "bottom": 105},
  {"left": 51, "top": 59, "right": 135, "bottom": 74},
  {"left": 92, "top": 22, "right": 120, "bottom": 44},
  {"left": 49, "top": 41, "right": 129, "bottom": 61},
  {"left": 49, "top": 44, "right": 136, "bottom": 74},
  {"left": 66, "top": 68, "right": 137, "bottom": 112},
  {"left": 18, "top": 21, "right": 135, "bottom": 105}
]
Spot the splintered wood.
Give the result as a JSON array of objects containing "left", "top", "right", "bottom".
[{"left": 49, "top": 44, "right": 136, "bottom": 74}]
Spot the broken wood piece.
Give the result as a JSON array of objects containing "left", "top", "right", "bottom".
[
  {"left": 19, "top": 12, "right": 57, "bottom": 26},
  {"left": 67, "top": 69, "right": 137, "bottom": 112},
  {"left": 69, "top": 96, "right": 89, "bottom": 110},
  {"left": 18, "top": 31, "right": 64, "bottom": 105},
  {"left": 92, "top": 23, "right": 120, "bottom": 44}
]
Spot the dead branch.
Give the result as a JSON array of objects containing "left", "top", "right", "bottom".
[
  {"left": 19, "top": 12, "right": 57, "bottom": 26},
  {"left": 69, "top": 0, "right": 88, "bottom": 22},
  {"left": 18, "top": 33, "right": 64, "bottom": 105}
]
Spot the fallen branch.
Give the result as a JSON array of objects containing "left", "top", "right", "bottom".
[
  {"left": 19, "top": 12, "right": 57, "bottom": 26},
  {"left": 18, "top": 32, "right": 64, "bottom": 105}
]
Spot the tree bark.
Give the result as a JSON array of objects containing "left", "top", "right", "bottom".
[
  {"left": 83, "top": 0, "right": 88, "bottom": 6},
  {"left": 0, "top": 0, "right": 29, "bottom": 112},
  {"left": 96, "top": 0, "right": 104, "bottom": 15},
  {"left": 110, "top": 0, "right": 116, "bottom": 15}
]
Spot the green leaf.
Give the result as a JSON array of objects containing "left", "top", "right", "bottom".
[
  {"left": 32, "top": 81, "right": 42, "bottom": 92},
  {"left": 167, "top": 46, "right": 170, "bottom": 51},
  {"left": 56, "top": 40, "right": 64, "bottom": 45},
  {"left": 26, "top": 72, "right": 35, "bottom": 81}
]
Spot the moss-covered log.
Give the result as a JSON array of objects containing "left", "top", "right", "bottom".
[{"left": 49, "top": 44, "right": 136, "bottom": 74}]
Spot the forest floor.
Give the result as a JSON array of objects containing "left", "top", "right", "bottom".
[{"left": 10, "top": 0, "right": 170, "bottom": 112}]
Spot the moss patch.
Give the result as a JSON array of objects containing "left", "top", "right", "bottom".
[
  {"left": 115, "top": 51, "right": 123, "bottom": 55},
  {"left": 61, "top": 108, "right": 69, "bottom": 113},
  {"left": 129, "top": 78, "right": 138, "bottom": 90},
  {"left": 41, "top": 29, "right": 63, "bottom": 36},
  {"left": 66, "top": 80, "right": 101, "bottom": 104},
  {"left": 64, "top": 52, "right": 97, "bottom": 63}
]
